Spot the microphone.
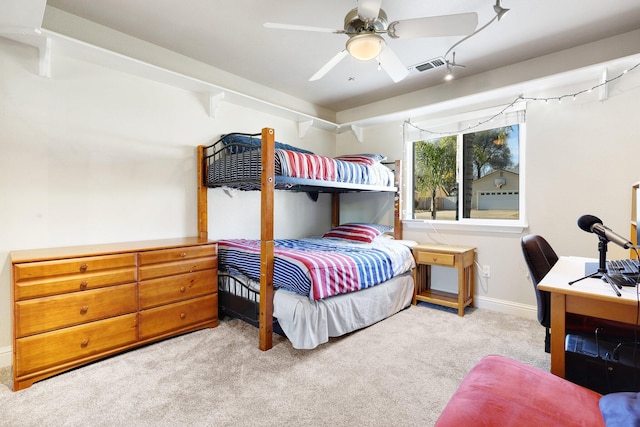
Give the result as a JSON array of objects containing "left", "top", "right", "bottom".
[{"left": 577, "top": 214, "right": 634, "bottom": 249}]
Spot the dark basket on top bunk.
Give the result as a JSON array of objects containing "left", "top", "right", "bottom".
[
  {"left": 202, "top": 132, "right": 266, "bottom": 191},
  {"left": 218, "top": 271, "right": 285, "bottom": 337}
]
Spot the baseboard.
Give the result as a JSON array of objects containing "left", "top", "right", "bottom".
[
  {"left": 0, "top": 345, "right": 11, "bottom": 368},
  {"left": 473, "top": 295, "right": 537, "bottom": 321}
]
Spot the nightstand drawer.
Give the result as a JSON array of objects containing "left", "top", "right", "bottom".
[
  {"left": 15, "top": 313, "right": 138, "bottom": 377},
  {"left": 414, "top": 251, "right": 455, "bottom": 266},
  {"left": 138, "top": 244, "right": 217, "bottom": 265},
  {"left": 15, "top": 283, "right": 138, "bottom": 337},
  {"left": 139, "top": 269, "right": 218, "bottom": 309},
  {"left": 139, "top": 294, "right": 217, "bottom": 340}
]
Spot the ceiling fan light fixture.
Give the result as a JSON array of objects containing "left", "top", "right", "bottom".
[
  {"left": 346, "top": 33, "right": 385, "bottom": 61},
  {"left": 444, "top": 62, "right": 454, "bottom": 81}
]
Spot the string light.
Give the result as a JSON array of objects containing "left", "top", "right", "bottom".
[{"left": 407, "top": 61, "right": 640, "bottom": 136}]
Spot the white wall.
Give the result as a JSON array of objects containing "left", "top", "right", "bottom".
[
  {"left": 2, "top": 28, "right": 639, "bottom": 369},
  {"left": 0, "top": 37, "right": 334, "bottom": 366},
  {"left": 338, "top": 61, "right": 640, "bottom": 316}
]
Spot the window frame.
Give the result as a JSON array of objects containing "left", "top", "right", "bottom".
[{"left": 403, "top": 102, "right": 528, "bottom": 233}]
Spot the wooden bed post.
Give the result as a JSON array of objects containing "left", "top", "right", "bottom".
[
  {"left": 331, "top": 193, "right": 340, "bottom": 228},
  {"left": 394, "top": 160, "right": 403, "bottom": 240},
  {"left": 197, "top": 145, "right": 208, "bottom": 240},
  {"left": 259, "top": 128, "right": 275, "bottom": 351}
]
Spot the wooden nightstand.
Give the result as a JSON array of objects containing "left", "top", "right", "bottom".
[{"left": 412, "top": 243, "right": 476, "bottom": 316}]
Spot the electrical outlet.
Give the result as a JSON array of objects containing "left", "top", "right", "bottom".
[{"left": 482, "top": 265, "right": 491, "bottom": 278}]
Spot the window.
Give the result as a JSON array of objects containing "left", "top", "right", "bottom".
[{"left": 407, "top": 103, "right": 525, "bottom": 227}]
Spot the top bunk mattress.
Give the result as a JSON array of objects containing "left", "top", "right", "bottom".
[{"left": 204, "top": 133, "right": 396, "bottom": 192}]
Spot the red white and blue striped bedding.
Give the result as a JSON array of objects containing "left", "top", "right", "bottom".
[
  {"left": 207, "top": 148, "right": 394, "bottom": 188},
  {"left": 275, "top": 150, "right": 393, "bottom": 186},
  {"left": 218, "top": 237, "right": 415, "bottom": 300}
]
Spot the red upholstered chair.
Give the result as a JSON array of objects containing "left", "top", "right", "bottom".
[{"left": 435, "top": 355, "right": 605, "bottom": 426}]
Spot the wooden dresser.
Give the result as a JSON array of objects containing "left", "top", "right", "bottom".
[{"left": 10, "top": 237, "right": 218, "bottom": 391}]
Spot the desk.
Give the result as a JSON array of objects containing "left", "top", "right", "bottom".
[
  {"left": 412, "top": 244, "right": 475, "bottom": 316},
  {"left": 538, "top": 256, "right": 640, "bottom": 378}
]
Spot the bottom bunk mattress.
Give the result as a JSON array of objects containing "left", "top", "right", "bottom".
[
  {"left": 218, "top": 271, "right": 414, "bottom": 350},
  {"left": 218, "top": 233, "right": 415, "bottom": 301}
]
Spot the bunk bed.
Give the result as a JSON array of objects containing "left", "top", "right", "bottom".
[{"left": 197, "top": 128, "right": 413, "bottom": 350}]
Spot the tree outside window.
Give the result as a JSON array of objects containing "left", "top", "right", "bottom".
[
  {"left": 413, "top": 125, "right": 520, "bottom": 221},
  {"left": 414, "top": 136, "right": 457, "bottom": 220}
]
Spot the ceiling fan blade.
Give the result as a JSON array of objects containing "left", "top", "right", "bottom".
[
  {"left": 264, "top": 23, "right": 343, "bottom": 34},
  {"left": 309, "top": 50, "right": 349, "bottom": 81},
  {"left": 378, "top": 47, "right": 409, "bottom": 83},
  {"left": 357, "top": 0, "right": 382, "bottom": 21},
  {"left": 390, "top": 12, "right": 478, "bottom": 39}
]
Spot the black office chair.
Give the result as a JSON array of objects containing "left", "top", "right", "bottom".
[{"left": 521, "top": 234, "right": 558, "bottom": 353}]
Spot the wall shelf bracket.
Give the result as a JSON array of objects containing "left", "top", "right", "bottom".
[
  {"left": 38, "top": 36, "right": 51, "bottom": 78},
  {"left": 351, "top": 124, "right": 364, "bottom": 143},
  {"left": 297, "top": 120, "right": 313, "bottom": 138},
  {"left": 208, "top": 92, "right": 225, "bottom": 118},
  {"left": 599, "top": 68, "right": 609, "bottom": 101}
]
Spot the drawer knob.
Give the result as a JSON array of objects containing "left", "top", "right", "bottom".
[
  {"left": 180, "top": 312, "right": 186, "bottom": 320},
  {"left": 79, "top": 263, "right": 88, "bottom": 273},
  {"left": 180, "top": 286, "right": 186, "bottom": 293},
  {"left": 79, "top": 280, "right": 88, "bottom": 291},
  {"left": 180, "top": 252, "right": 187, "bottom": 258},
  {"left": 80, "top": 305, "right": 89, "bottom": 315},
  {"left": 81, "top": 338, "right": 90, "bottom": 348}
]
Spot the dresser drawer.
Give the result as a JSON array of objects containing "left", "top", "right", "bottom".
[
  {"left": 15, "top": 283, "right": 138, "bottom": 338},
  {"left": 13, "top": 253, "right": 137, "bottom": 282},
  {"left": 414, "top": 251, "right": 455, "bottom": 266},
  {"left": 139, "top": 294, "right": 217, "bottom": 340},
  {"left": 138, "top": 257, "right": 217, "bottom": 281},
  {"left": 14, "top": 313, "right": 138, "bottom": 377},
  {"left": 139, "top": 244, "right": 217, "bottom": 265},
  {"left": 14, "top": 267, "right": 136, "bottom": 301},
  {"left": 139, "top": 269, "right": 217, "bottom": 309}
]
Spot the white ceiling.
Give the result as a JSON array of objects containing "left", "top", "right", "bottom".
[{"left": 44, "top": 0, "right": 640, "bottom": 113}]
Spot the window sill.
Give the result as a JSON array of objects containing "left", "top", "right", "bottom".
[{"left": 403, "top": 219, "right": 528, "bottom": 234}]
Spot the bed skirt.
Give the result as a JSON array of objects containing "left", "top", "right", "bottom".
[
  {"left": 219, "top": 271, "right": 414, "bottom": 350},
  {"left": 273, "top": 271, "right": 414, "bottom": 349}
]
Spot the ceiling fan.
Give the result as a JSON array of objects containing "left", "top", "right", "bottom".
[{"left": 264, "top": 0, "right": 478, "bottom": 83}]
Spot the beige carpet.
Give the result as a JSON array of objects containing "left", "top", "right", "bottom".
[{"left": 0, "top": 304, "right": 549, "bottom": 426}]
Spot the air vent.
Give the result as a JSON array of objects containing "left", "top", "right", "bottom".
[{"left": 409, "top": 57, "right": 446, "bottom": 74}]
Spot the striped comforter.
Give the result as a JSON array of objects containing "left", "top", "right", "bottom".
[
  {"left": 207, "top": 149, "right": 394, "bottom": 187},
  {"left": 218, "top": 237, "right": 415, "bottom": 300},
  {"left": 276, "top": 150, "right": 393, "bottom": 186}
]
